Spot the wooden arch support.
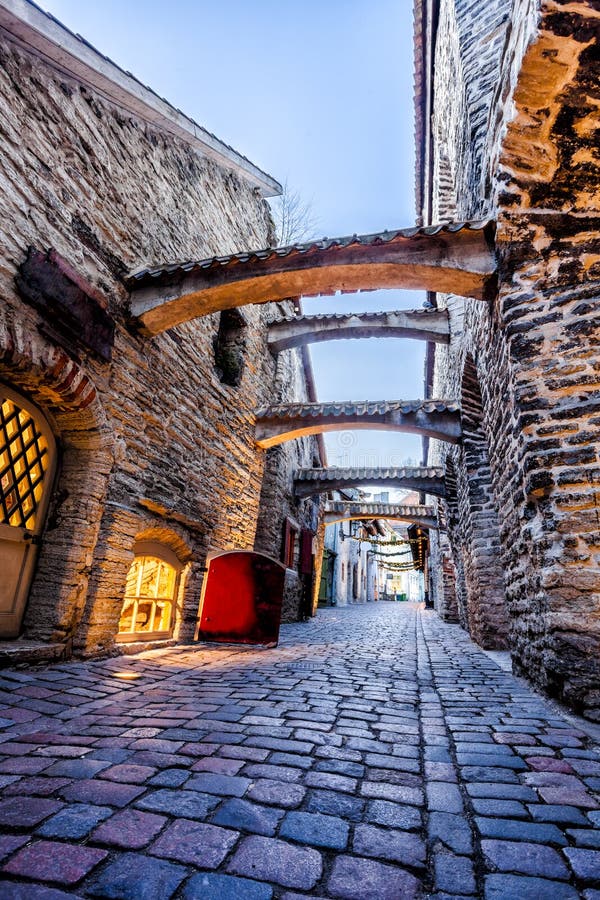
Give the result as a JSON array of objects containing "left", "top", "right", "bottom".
[
  {"left": 255, "top": 400, "right": 462, "bottom": 449},
  {"left": 267, "top": 308, "right": 450, "bottom": 353},
  {"left": 295, "top": 466, "right": 446, "bottom": 499},
  {"left": 322, "top": 501, "right": 439, "bottom": 530},
  {"left": 128, "top": 221, "right": 496, "bottom": 335}
]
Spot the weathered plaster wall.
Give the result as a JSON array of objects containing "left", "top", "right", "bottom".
[
  {"left": 324, "top": 524, "right": 375, "bottom": 607},
  {"left": 0, "top": 33, "right": 317, "bottom": 655},
  {"left": 425, "top": 0, "right": 600, "bottom": 715}
]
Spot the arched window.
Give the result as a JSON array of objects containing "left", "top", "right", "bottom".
[
  {"left": 117, "top": 542, "right": 182, "bottom": 642},
  {"left": 1, "top": 387, "right": 55, "bottom": 530}
]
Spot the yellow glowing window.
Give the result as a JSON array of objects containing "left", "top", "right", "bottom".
[
  {"left": 0, "top": 397, "right": 50, "bottom": 530},
  {"left": 117, "top": 547, "right": 181, "bottom": 641}
]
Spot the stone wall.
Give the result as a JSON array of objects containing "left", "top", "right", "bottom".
[
  {"left": 425, "top": 0, "right": 518, "bottom": 649},
  {"left": 0, "top": 32, "right": 318, "bottom": 655},
  {"left": 429, "top": 0, "right": 512, "bottom": 224},
  {"left": 422, "top": 0, "right": 600, "bottom": 715},
  {"left": 491, "top": 0, "right": 600, "bottom": 714},
  {"left": 428, "top": 529, "right": 459, "bottom": 623}
]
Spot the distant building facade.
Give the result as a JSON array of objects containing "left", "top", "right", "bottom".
[{"left": 321, "top": 519, "right": 378, "bottom": 607}]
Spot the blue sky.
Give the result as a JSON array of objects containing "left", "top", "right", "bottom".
[{"left": 41, "top": 0, "right": 425, "bottom": 473}]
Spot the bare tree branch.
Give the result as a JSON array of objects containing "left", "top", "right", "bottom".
[{"left": 269, "top": 179, "right": 320, "bottom": 247}]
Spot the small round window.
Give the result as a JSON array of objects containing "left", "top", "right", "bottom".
[{"left": 117, "top": 542, "right": 181, "bottom": 642}]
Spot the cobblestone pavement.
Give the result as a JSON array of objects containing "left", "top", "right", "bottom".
[{"left": 0, "top": 603, "right": 599, "bottom": 899}]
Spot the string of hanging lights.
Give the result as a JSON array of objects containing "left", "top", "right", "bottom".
[
  {"left": 369, "top": 537, "right": 424, "bottom": 548},
  {"left": 370, "top": 548, "right": 413, "bottom": 558}
]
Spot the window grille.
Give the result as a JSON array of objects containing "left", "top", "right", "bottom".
[
  {"left": 117, "top": 543, "right": 182, "bottom": 642},
  {"left": 0, "top": 397, "right": 50, "bottom": 529}
]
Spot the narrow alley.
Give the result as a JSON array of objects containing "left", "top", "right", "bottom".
[{"left": 0, "top": 603, "right": 598, "bottom": 899}]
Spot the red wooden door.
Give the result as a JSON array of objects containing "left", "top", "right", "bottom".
[{"left": 196, "top": 551, "right": 286, "bottom": 646}]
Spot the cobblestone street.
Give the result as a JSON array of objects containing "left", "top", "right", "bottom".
[{"left": 0, "top": 603, "right": 599, "bottom": 899}]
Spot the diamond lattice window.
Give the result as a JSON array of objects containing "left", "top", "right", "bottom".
[{"left": 0, "top": 397, "right": 50, "bottom": 529}]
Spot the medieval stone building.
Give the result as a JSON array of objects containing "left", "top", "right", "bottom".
[
  {"left": 416, "top": 0, "right": 600, "bottom": 719},
  {"left": 0, "top": 1, "right": 321, "bottom": 660}
]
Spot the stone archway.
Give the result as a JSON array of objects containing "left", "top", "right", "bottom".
[
  {"left": 295, "top": 466, "right": 445, "bottom": 500},
  {"left": 267, "top": 308, "right": 450, "bottom": 353},
  {"left": 75, "top": 515, "right": 199, "bottom": 656},
  {"left": 0, "top": 321, "right": 114, "bottom": 650}
]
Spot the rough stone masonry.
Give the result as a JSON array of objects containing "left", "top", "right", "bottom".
[
  {"left": 0, "top": 8, "right": 321, "bottom": 657},
  {"left": 417, "top": 0, "right": 600, "bottom": 719},
  {"left": 0, "top": 0, "right": 599, "bottom": 737}
]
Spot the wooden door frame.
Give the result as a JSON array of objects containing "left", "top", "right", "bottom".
[{"left": 0, "top": 383, "right": 57, "bottom": 637}]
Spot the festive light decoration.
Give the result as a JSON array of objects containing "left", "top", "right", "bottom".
[
  {"left": 369, "top": 537, "right": 423, "bottom": 547},
  {"left": 370, "top": 549, "right": 412, "bottom": 558}
]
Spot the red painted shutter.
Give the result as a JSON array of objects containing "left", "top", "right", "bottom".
[
  {"left": 300, "top": 528, "right": 314, "bottom": 575},
  {"left": 282, "top": 519, "right": 291, "bottom": 565}
]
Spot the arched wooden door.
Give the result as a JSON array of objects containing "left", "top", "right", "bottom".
[
  {"left": 0, "top": 385, "right": 57, "bottom": 638},
  {"left": 195, "top": 551, "right": 286, "bottom": 646}
]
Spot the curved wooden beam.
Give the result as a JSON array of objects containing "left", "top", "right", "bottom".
[
  {"left": 295, "top": 466, "right": 446, "bottom": 499},
  {"left": 267, "top": 308, "right": 450, "bottom": 353},
  {"left": 255, "top": 400, "right": 461, "bottom": 449},
  {"left": 323, "top": 501, "right": 438, "bottom": 530},
  {"left": 128, "top": 221, "right": 496, "bottom": 335}
]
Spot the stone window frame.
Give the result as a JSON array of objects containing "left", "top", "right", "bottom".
[{"left": 116, "top": 540, "right": 184, "bottom": 643}]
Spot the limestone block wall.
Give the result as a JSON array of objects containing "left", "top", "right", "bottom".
[
  {"left": 424, "top": 0, "right": 600, "bottom": 715},
  {"left": 426, "top": 0, "right": 538, "bottom": 641},
  {"left": 0, "top": 33, "right": 318, "bottom": 655},
  {"left": 426, "top": 0, "right": 519, "bottom": 649}
]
